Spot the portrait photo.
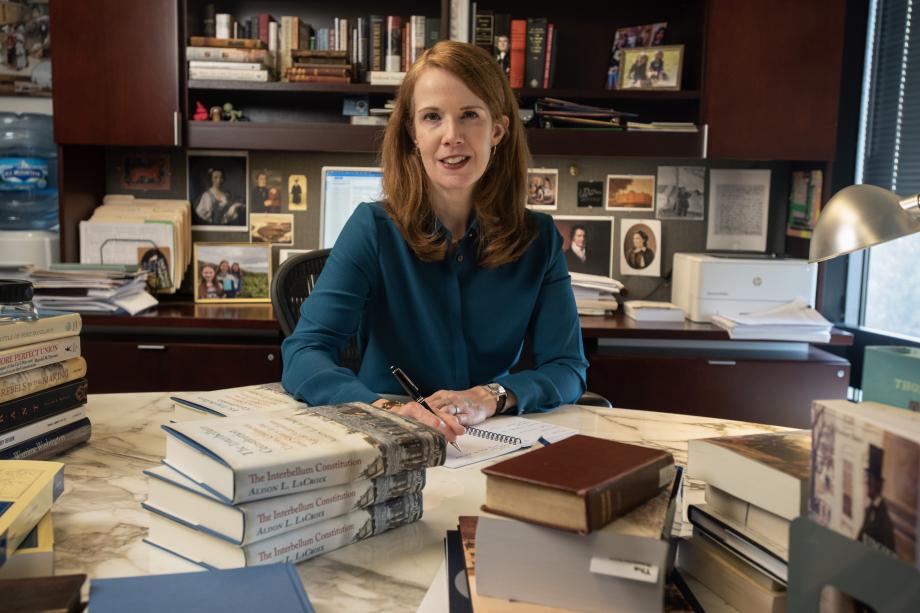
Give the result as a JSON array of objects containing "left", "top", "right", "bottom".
[
  {"left": 552, "top": 216, "right": 614, "bottom": 277},
  {"left": 656, "top": 165, "right": 705, "bottom": 220},
  {"left": 288, "top": 174, "right": 307, "bottom": 211},
  {"left": 194, "top": 242, "right": 271, "bottom": 303},
  {"left": 250, "top": 213, "right": 294, "bottom": 245},
  {"left": 121, "top": 154, "right": 170, "bottom": 191},
  {"left": 526, "top": 168, "right": 559, "bottom": 210},
  {"left": 619, "top": 45, "right": 683, "bottom": 91},
  {"left": 606, "top": 174, "right": 655, "bottom": 211},
  {"left": 620, "top": 219, "right": 661, "bottom": 277},
  {"left": 189, "top": 151, "right": 248, "bottom": 231},
  {"left": 250, "top": 168, "right": 284, "bottom": 213}
]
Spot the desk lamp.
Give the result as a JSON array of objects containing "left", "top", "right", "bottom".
[{"left": 809, "top": 184, "right": 920, "bottom": 263}]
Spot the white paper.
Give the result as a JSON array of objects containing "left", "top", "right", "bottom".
[
  {"left": 706, "top": 169, "right": 772, "bottom": 251},
  {"left": 416, "top": 560, "right": 449, "bottom": 613},
  {"left": 443, "top": 416, "right": 578, "bottom": 469}
]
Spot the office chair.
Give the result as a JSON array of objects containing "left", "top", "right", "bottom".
[{"left": 271, "top": 251, "right": 612, "bottom": 408}]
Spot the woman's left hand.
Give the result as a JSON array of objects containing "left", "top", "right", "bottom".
[{"left": 425, "top": 386, "right": 496, "bottom": 426}]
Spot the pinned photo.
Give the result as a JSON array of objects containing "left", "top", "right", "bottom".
[
  {"left": 620, "top": 219, "right": 661, "bottom": 277},
  {"left": 121, "top": 154, "right": 170, "bottom": 191},
  {"left": 605, "top": 174, "right": 655, "bottom": 211},
  {"left": 251, "top": 168, "right": 284, "bottom": 213},
  {"left": 656, "top": 166, "right": 705, "bottom": 220},
  {"left": 577, "top": 181, "right": 604, "bottom": 208},
  {"left": 288, "top": 175, "right": 307, "bottom": 211},
  {"left": 189, "top": 151, "right": 248, "bottom": 231},
  {"left": 250, "top": 213, "right": 294, "bottom": 245},
  {"left": 552, "top": 216, "right": 614, "bottom": 277},
  {"left": 194, "top": 243, "right": 271, "bottom": 303},
  {"left": 526, "top": 168, "right": 559, "bottom": 210}
]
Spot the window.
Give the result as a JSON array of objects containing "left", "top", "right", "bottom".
[{"left": 854, "top": 0, "right": 920, "bottom": 340}]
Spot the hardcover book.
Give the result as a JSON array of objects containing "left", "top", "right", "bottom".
[
  {"left": 481, "top": 434, "right": 675, "bottom": 533},
  {"left": 89, "top": 564, "right": 314, "bottom": 613},
  {"left": 189, "top": 36, "right": 266, "bottom": 49},
  {"left": 0, "top": 511, "right": 52, "bottom": 579},
  {"left": 0, "top": 405, "right": 86, "bottom": 454},
  {"left": 0, "top": 310, "right": 81, "bottom": 352},
  {"left": 524, "top": 18, "right": 548, "bottom": 89},
  {"left": 0, "top": 417, "right": 92, "bottom": 461},
  {"left": 144, "top": 463, "right": 425, "bottom": 545},
  {"left": 189, "top": 67, "right": 269, "bottom": 81},
  {"left": 810, "top": 398, "right": 920, "bottom": 567},
  {"left": 0, "top": 460, "right": 64, "bottom": 566},
  {"left": 688, "top": 430, "right": 810, "bottom": 520},
  {"left": 162, "top": 403, "right": 445, "bottom": 504},
  {"left": 0, "top": 378, "right": 88, "bottom": 435},
  {"left": 369, "top": 15, "right": 384, "bottom": 72},
  {"left": 0, "top": 336, "right": 81, "bottom": 379},
  {"left": 186, "top": 47, "right": 271, "bottom": 63},
  {"left": 145, "top": 493, "right": 423, "bottom": 568},
  {"left": 509, "top": 19, "right": 526, "bottom": 88},
  {"left": 704, "top": 484, "right": 790, "bottom": 554},
  {"left": 0, "top": 357, "right": 86, "bottom": 406},
  {"left": 171, "top": 382, "right": 305, "bottom": 421}
]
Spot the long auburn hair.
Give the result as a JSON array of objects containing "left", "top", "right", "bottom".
[{"left": 380, "top": 41, "right": 536, "bottom": 267}]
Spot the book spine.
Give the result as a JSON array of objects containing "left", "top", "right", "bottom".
[
  {"left": 286, "top": 75, "right": 352, "bottom": 84},
  {"left": 258, "top": 13, "right": 270, "bottom": 46},
  {"left": 509, "top": 19, "right": 526, "bottom": 88},
  {"left": 586, "top": 456, "right": 675, "bottom": 531},
  {"left": 385, "top": 16, "right": 402, "bottom": 72},
  {"left": 0, "top": 313, "right": 81, "bottom": 352},
  {"left": 288, "top": 66, "right": 351, "bottom": 77},
  {"left": 0, "top": 405, "right": 86, "bottom": 453},
  {"left": 524, "top": 18, "right": 547, "bottom": 89},
  {"left": 369, "top": 15, "right": 384, "bottom": 72},
  {"left": 189, "top": 67, "right": 269, "bottom": 81},
  {"left": 188, "top": 61, "right": 265, "bottom": 71},
  {"left": 0, "top": 357, "right": 86, "bottom": 405},
  {"left": 548, "top": 26, "right": 558, "bottom": 88},
  {"left": 401, "top": 21, "right": 410, "bottom": 71},
  {"left": 426, "top": 17, "right": 441, "bottom": 49},
  {"left": 268, "top": 21, "right": 279, "bottom": 74},
  {"left": 189, "top": 36, "right": 265, "bottom": 49},
  {"left": 279, "top": 17, "right": 292, "bottom": 80},
  {"left": 243, "top": 493, "right": 423, "bottom": 565},
  {"left": 0, "top": 337, "right": 81, "bottom": 379},
  {"left": 0, "top": 418, "right": 92, "bottom": 461},
  {"left": 542, "top": 23, "right": 554, "bottom": 88},
  {"left": 473, "top": 10, "right": 493, "bottom": 53},
  {"left": 241, "top": 469, "right": 426, "bottom": 544},
  {"left": 0, "top": 378, "right": 88, "bottom": 435},
  {"left": 186, "top": 46, "right": 269, "bottom": 63}
]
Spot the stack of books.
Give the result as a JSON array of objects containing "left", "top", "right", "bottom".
[
  {"left": 0, "top": 311, "right": 89, "bottom": 461},
  {"left": 535, "top": 97, "right": 635, "bottom": 130},
  {"left": 710, "top": 298, "right": 833, "bottom": 342},
  {"left": 286, "top": 49, "right": 352, "bottom": 84},
  {"left": 143, "top": 402, "right": 445, "bottom": 569},
  {"left": 0, "top": 461, "right": 65, "bottom": 579},
  {"left": 570, "top": 271, "right": 624, "bottom": 315},
  {"left": 682, "top": 430, "right": 811, "bottom": 611},
  {"left": 187, "top": 37, "right": 273, "bottom": 82},
  {"left": 432, "top": 435, "right": 680, "bottom": 611}
]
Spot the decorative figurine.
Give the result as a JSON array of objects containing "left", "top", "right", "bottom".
[
  {"left": 209, "top": 106, "right": 222, "bottom": 121},
  {"left": 222, "top": 102, "right": 244, "bottom": 122},
  {"left": 192, "top": 101, "right": 209, "bottom": 121}
]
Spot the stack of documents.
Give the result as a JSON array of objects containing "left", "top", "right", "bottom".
[
  {"left": 570, "top": 271, "right": 624, "bottom": 315},
  {"left": 79, "top": 195, "right": 191, "bottom": 294},
  {"left": 711, "top": 299, "right": 833, "bottom": 342},
  {"left": 624, "top": 300, "right": 687, "bottom": 322},
  {"left": 21, "top": 265, "right": 157, "bottom": 315}
]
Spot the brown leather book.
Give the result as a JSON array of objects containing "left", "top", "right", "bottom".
[
  {"left": 0, "top": 574, "right": 85, "bottom": 613},
  {"left": 481, "top": 434, "right": 675, "bottom": 534}
]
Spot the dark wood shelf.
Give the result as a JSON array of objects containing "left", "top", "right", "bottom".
[
  {"left": 81, "top": 302, "right": 281, "bottom": 332},
  {"left": 516, "top": 88, "right": 701, "bottom": 102},
  {"left": 186, "top": 121, "right": 702, "bottom": 156}
]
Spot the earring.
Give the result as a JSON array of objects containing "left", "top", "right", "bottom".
[{"left": 491, "top": 144, "right": 497, "bottom": 157}]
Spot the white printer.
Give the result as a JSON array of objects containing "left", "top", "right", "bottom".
[{"left": 671, "top": 253, "right": 818, "bottom": 322}]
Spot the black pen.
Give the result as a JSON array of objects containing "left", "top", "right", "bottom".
[{"left": 389, "top": 365, "right": 463, "bottom": 453}]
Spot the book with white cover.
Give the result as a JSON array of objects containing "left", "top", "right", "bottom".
[
  {"left": 189, "top": 67, "right": 270, "bottom": 81},
  {"left": 145, "top": 492, "right": 423, "bottom": 568},
  {"left": 162, "top": 403, "right": 445, "bottom": 504},
  {"left": 0, "top": 311, "right": 82, "bottom": 352},
  {"left": 705, "top": 484, "right": 790, "bottom": 554},
  {"left": 0, "top": 406, "right": 87, "bottom": 453},
  {"left": 624, "top": 301, "right": 686, "bottom": 322},
  {"left": 0, "top": 337, "right": 81, "bottom": 378},
  {"left": 144, "top": 463, "right": 425, "bottom": 545},
  {"left": 170, "top": 382, "right": 306, "bottom": 420}
]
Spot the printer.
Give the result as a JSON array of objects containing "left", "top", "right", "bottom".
[{"left": 671, "top": 253, "right": 818, "bottom": 322}]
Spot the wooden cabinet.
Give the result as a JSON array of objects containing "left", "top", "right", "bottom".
[{"left": 51, "top": 0, "right": 182, "bottom": 146}]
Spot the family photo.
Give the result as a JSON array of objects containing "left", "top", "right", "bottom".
[
  {"left": 194, "top": 243, "right": 271, "bottom": 303},
  {"left": 619, "top": 45, "right": 684, "bottom": 90},
  {"left": 189, "top": 152, "right": 248, "bottom": 230},
  {"left": 553, "top": 216, "right": 614, "bottom": 277}
]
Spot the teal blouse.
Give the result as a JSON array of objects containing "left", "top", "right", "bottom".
[{"left": 281, "top": 202, "right": 588, "bottom": 414}]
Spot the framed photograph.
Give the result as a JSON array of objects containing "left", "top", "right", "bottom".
[
  {"left": 250, "top": 168, "right": 284, "bottom": 213},
  {"left": 120, "top": 154, "right": 171, "bottom": 191},
  {"left": 526, "top": 168, "right": 559, "bottom": 210},
  {"left": 606, "top": 22, "right": 667, "bottom": 90},
  {"left": 620, "top": 219, "right": 661, "bottom": 277},
  {"left": 619, "top": 45, "right": 683, "bottom": 91},
  {"left": 0, "top": 2, "right": 51, "bottom": 96},
  {"left": 194, "top": 243, "right": 271, "bottom": 303},
  {"left": 577, "top": 181, "right": 604, "bottom": 208},
  {"left": 288, "top": 174, "right": 307, "bottom": 211},
  {"left": 188, "top": 151, "right": 248, "bottom": 231},
  {"left": 605, "top": 174, "right": 655, "bottom": 211},
  {"left": 552, "top": 216, "right": 614, "bottom": 277},
  {"left": 250, "top": 213, "right": 294, "bottom": 245},
  {"left": 656, "top": 166, "right": 705, "bottom": 220}
]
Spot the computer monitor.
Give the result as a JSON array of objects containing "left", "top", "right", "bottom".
[{"left": 320, "top": 167, "right": 384, "bottom": 248}]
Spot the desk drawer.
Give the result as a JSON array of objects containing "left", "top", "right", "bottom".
[
  {"left": 586, "top": 349, "right": 849, "bottom": 428},
  {"left": 81, "top": 339, "right": 282, "bottom": 393}
]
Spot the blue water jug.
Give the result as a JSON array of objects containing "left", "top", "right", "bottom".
[{"left": 0, "top": 113, "right": 58, "bottom": 230}]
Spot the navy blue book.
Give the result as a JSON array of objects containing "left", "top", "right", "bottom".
[{"left": 88, "top": 564, "right": 314, "bottom": 613}]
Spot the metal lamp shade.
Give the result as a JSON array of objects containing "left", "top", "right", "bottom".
[{"left": 809, "top": 184, "right": 920, "bottom": 263}]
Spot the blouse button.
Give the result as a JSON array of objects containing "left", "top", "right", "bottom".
[{"left": 457, "top": 255, "right": 464, "bottom": 263}]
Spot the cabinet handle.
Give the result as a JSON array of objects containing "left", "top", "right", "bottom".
[
  {"left": 137, "top": 344, "right": 166, "bottom": 351},
  {"left": 707, "top": 360, "right": 736, "bottom": 366},
  {"left": 173, "top": 111, "right": 182, "bottom": 146},
  {"left": 701, "top": 123, "right": 709, "bottom": 159},
  {"left": 267, "top": 353, "right": 275, "bottom": 362}
]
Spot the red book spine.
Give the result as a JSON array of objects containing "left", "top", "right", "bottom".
[
  {"left": 542, "top": 23, "right": 554, "bottom": 88},
  {"left": 509, "top": 19, "right": 526, "bottom": 88}
]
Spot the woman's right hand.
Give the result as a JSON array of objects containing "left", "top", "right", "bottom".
[{"left": 373, "top": 400, "right": 465, "bottom": 442}]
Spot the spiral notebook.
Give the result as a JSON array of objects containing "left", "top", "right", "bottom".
[{"left": 444, "top": 416, "right": 578, "bottom": 469}]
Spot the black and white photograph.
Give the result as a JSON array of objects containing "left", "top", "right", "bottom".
[
  {"left": 526, "top": 168, "right": 559, "bottom": 210},
  {"left": 194, "top": 242, "right": 271, "bottom": 303},
  {"left": 577, "top": 181, "right": 604, "bottom": 208},
  {"left": 189, "top": 151, "right": 248, "bottom": 231},
  {"left": 606, "top": 174, "right": 655, "bottom": 211},
  {"left": 655, "top": 165, "right": 705, "bottom": 220},
  {"left": 620, "top": 219, "right": 661, "bottom": 277},
  {"left": 552, "top": 216, "right": 614, "bottom": 277}
]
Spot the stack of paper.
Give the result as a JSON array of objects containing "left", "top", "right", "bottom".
[
  {"left": 624, "top": 300, "right": 687, "bottom": 322},
  {"left": 570, "top": 271, "right": 624, "bottom": 315},
  {"left": 21, "top": 265, "right": 157, "bottom": 315},
  {"left": 711, "top": 299, "right": 833, "bottom": 342},
  {"left": 79, "top": 195, "right": 192, "bottom": 294}
]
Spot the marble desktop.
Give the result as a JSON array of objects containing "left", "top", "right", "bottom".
[{"left": 51, "top": 393, "right": 787, "bottom": 611}]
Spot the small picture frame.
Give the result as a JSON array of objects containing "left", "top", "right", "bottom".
[
  {"left": 619, "top": 45, "right": 683, "bottom": 91},
  {"left": 250, "top": 213, "right": 294, "bottom": 245},
  {"left": 605, "top": 174, "right": 656, "bottom": 211},
  {"left": 526, "top": 168, "right": 559, "bottom": 210},
  {"left": 120, "top": 154, "right": 171, "bottom": 191},
  {"left": 194, "top": 242, "right": 272, "bottom": 303},
  {"left": 620, "top": 219, "right": 662, "bottom": 277},
  {"left": 189, "top": 151, "right": 249, "bottom": 231},
  {"left": 552, "top": 215, "right": 615, "bottom": 277}
]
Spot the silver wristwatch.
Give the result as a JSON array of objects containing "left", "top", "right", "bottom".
[{"left": 482, "top": 382, "right": 508, "bottom": 414}]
